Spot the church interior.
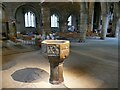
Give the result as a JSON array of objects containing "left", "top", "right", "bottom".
[{"left": 0, "top": 1, "right": 120, "bottom": 89}]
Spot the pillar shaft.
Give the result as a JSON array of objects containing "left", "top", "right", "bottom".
[
  {"left": 100, "top": 15, "right": 109, "bottom": 39},
  {"left": 100, "top": 2, "right": 109, "bottom": 39},
  {"left": 49, "top": 62, "right": 64, "bottom": 84},
  {"left": 59, "top": 20, "right": 67, "bottom": 32},
  {"left": 79, "top": 2, "right": 88, "bottom": 42},
  {"left": 87, "top": 2, "right": 94, "bottom": 35},
  {"left": 41, "top": 6, "right": 50, "bottom": 35},
  {"left": 7, "top": 6, "right": 16, "bottom": 37},
  {"left": 112, "top": 3, "right": 119, "bottom": 37}
]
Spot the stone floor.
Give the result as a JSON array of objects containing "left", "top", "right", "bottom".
[
  {"left": 1, "top": 40, "right": 37, "bottom": 56},
  {"left": 1, "top": 37, "right": 118, "bottom": 89}
]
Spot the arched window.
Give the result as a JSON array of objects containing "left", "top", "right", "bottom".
[
  {"left": 24, "top": 11, "right": 36, "bottom": 27},
  {"left": 51, "top": 14, "right": 59, "bottom": 27},
  {"left": 68, "top": 15, "right": 72, "bottom": 26}
]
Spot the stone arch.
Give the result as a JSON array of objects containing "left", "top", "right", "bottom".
[
  {"left": 1, "top": 4, "right": 8, "bottom": 22},
  {"left": 15, "top": 4, "right": 40, "bottom": 34},
  {"left": 15, "top": 4, "right": 40, "bottom": 19},
  {"left": 50, "top": 8, "right": 61, "bottom": 18}
]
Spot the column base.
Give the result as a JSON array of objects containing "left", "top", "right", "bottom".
[{"left": 49, "top": 79, "right": 64, "bottom": 85}]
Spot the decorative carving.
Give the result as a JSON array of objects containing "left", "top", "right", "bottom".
[{"left": 47, "top": 45, "right": 59, "bottom": 56}]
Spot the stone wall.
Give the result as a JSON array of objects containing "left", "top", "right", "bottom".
[
  {"left": 3, "top": 2, "right": 41, "bottom": 36},
  {"left": 2, "top": 2, "right": 119, "bottom": 41}
]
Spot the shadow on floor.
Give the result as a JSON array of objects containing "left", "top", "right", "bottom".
[{"left": 11, "top": 68, "right": 49, "bottom": 83}]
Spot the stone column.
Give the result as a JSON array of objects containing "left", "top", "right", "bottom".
[
  {"left": 41, "top": 6, "right": 50, "bottom": 35},
  {"left": 79, "top": 2, "right": 88, "bottom": 42},
  {"left": 59, "top": 19, "right": 67, "bottom": 32},
  {"left": 49, "top": 61, "right": 64, "bottom": 84},
  {"left": 1, "top": 5, "right": 9, "bottom": 39},
  {"left": 100, "top": 2, "right": 109, "bottom": 39},
  {"left": 87, "top": 2, "right": 94, "bottom": 34},
  {"left": 118, "top": 3, "right": 120, "bottom": 37},
  {"left": 112, "top": 3, "right": 119, "bottom": 37},
  {"left": 7, "top": 4, "right": 17, "bottom": 38}
]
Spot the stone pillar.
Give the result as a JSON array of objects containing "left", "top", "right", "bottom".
[
  {"left": 7, "top": 5, "right": 17, "bottom": 38},
  {"left": 79, "top": 2, "right": 88, "bottom": 42},
  {"left": 100, "top": 2, "right": 109, "bottom": 39},
  {"left": 41, "top": 6, "right": 50, "bottom": 35},
  {"left": 1, "top": 5, "right": 9, "bottom": 39},
  {"left": 118, "top": 3, "right": 120, "bottom": 37},
  {"left": 100, "top": 15, "right": 109, "bottom": 39},
  {"left": 49, "top": 62, "right": 64, "bottom": 84},
  {"left": 59, "top": 19, "right": 67, "bottom": 32},
  {"left": 87, "top": 2, "right": 94, "bottom": 34},
  {"left": 112, "top": 3, "right": 119, "bottom": 37}
]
